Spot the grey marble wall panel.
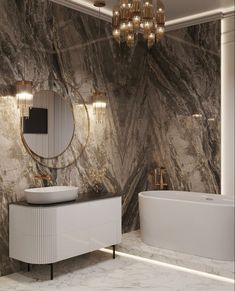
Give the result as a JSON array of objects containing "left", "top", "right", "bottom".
[{"left": 0, "top": 0, "right": 220, "bottom": 276}]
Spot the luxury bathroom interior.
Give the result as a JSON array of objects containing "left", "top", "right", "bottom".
[{"left": 0, "top": 0, "right": 234, "bottom": 290}]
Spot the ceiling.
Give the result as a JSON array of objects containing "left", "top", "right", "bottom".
[{"left": 52, "top": 0, "right": 234, "bottom": 28}]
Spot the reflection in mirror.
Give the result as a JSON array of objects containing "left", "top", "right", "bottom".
[{"left": 22, "top": 90, "right": 74, "bottom": 159}]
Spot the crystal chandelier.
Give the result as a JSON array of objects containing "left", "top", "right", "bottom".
[
  {"left": 112, "top": 0, "right": 165, "bottom": 48},
  {"left": 16, "top": 80, "right": 33, "bottom": 118},
  {"left": 92, "top": 90, "right": 107, "bottom": 124}
]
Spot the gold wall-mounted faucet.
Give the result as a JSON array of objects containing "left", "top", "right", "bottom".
[
  {"left": 153, "top": 167, "right": 168, "bottom": 190},
  {"left": 34, "top": 175, "right": 53, "bottom": 186}
]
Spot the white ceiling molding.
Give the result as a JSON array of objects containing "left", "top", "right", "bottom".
[
  {"left": 165, "top": 12, "right": 222, "bottom": 32},
  {"left": 50, "top": 0, "right": 112, "bottom": 22},
  {"left": 222, "top": 9, "right": 235, "bottom": 19},
  {"left": 166, "top": 6, "right": 235, "bottom": 31},
  {"left": 51, "top": 0, "right": 234, "bottom": 31}
]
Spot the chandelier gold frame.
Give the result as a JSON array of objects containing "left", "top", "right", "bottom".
[{"left": 112, "top": 0, "right": 165, "bottom": 48}]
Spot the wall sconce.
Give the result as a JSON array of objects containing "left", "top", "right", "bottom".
[
  {"left": 16, "top": 80, "right": 33, "bottom": 118},
  {"left": 92, "top": 90, "right": 107, "bottom": 124}
]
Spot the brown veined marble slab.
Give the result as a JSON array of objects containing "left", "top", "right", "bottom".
[{"left": 0, "top": 0, "right": 220, "bottom": 277}]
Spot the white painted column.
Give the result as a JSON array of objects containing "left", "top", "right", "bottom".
[{"left": 221, "top": 12, "right": 235, "bottom": 198}]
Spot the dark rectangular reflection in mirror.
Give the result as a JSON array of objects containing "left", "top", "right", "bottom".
[{"left": 23, "top": 108, "right": 48, "bottom": 134}]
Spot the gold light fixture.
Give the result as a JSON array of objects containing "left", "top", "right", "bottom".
[
  {"left": 92, "top": 89, "right": 107, "bottom": 124},
  {"left": 112, "top": 0, "right": 165, "bottom": 48},
  {"left": 16, "top": 13, "right": 34, "bottom": 118},
  {"left": 16, "top": 80, "right": 33, "bottom": 118},
  {"left": 91, "top": 1, "right": 107, "bottom": 124}
]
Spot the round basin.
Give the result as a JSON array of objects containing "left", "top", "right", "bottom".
[{"left": 25, "top": 186, "right": 78, "bottom": 204}]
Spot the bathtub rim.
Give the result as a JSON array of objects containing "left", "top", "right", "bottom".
[{"left": 139, "top": 191, "right": 234, "bottom": 207}]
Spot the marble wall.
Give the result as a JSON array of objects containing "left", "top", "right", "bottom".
[{"left": 0, "top": 0, "right": 220, "bottom": 276}]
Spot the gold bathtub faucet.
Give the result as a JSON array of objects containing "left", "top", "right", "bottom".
[{"left": 153, "top": 167, "right": 168, "bottom": 190}]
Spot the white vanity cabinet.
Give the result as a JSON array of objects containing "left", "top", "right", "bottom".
[{"left": 9, "top": 195, "right": 121, "bottom": 278}]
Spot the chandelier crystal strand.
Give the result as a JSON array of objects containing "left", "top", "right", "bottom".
[
  {"left": 155, "top": 0, "right": 165, "bottom": 42},
  {"left": 112, "top": 0, "right": 165, "bottom": 48},
  {"left": 132, "top": 0, "right": 141, "bottom": 31},
  {"left": 142, "top": 0, "right": 154, "bottom": 37},
  {"left": 112, "top": 6, "right": 121, "bottom": 42}
]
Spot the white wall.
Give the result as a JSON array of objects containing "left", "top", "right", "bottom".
[{"left": 221, "top": 12, "right": 235, "bottom": 198}]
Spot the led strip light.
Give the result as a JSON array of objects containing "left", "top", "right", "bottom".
[{"left": 100, "top": 248, "right": 235, "bottom": 284}]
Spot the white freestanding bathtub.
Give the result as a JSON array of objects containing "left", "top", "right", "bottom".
[{"left": 139, "top": 191, "right": 234, "bottom": 261}]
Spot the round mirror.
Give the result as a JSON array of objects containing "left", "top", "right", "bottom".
[{"left": 22, "top": 90, "right": 74, "bottom": 159}]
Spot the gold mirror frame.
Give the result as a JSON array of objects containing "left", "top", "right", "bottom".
[
  {"left": 21, "top": 90, "right": 75, "bottom": 160},
  {"left": 20, "top": 80, "right": 90, "bottom": 169}
]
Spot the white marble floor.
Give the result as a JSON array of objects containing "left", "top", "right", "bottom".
[
  {"left": 0, "top": 231, "right": 234, "bottom": 291},
  {"left": 117, "top": 231, "right": 235, "bottom": 279}
]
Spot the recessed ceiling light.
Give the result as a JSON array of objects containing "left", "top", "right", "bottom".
[{"left": 93, "top": 0, "right": 106, "bottom": 8}]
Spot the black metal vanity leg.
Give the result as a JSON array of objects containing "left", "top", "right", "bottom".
[
  {"left": 50, "top": 263, "right": 53, "bottom": 280},
  {"left": 112, "top": 245, "right": 116, "bottom": 259},
  {"left": 27, "top": 263, "right": 30, "bottom": 272}
]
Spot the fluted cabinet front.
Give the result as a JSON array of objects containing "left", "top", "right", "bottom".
[{"left": 9, "top": 197, "right": 122, "bottom": 265}]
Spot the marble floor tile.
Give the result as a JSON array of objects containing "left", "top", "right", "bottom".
[
  {"left": 0, "top": 234, "right": 234, "bottom": 291},
  {"left": 117, "top": 230, "right": 235, "bottom": 279}
]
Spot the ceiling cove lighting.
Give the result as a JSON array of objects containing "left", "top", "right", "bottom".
[
  {"left": 16, "top": 80, "right": 33, "bottom": 118},
  {"left": 100, "top": 248, "right": 235, "bottom": 284},
  {"left": 112, "top": 0, "right": 165, "bottom": 48}
]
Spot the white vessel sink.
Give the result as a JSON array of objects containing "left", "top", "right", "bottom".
[{"left": 25, "top": 186, "right": 78, "bottom": 204}]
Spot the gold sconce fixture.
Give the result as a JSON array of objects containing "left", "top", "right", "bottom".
[
  {"left": 112, "top": 0, "right": 165, "bottom": 48},
  {"left": 92, "top": 89, "right": 107, "bottom": 123},
  {"left": 16, "top": 12, "right": 34, "bottom": 118},
  {"left": 16, "top": 80, "right": 33, "bottom": 118}
]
